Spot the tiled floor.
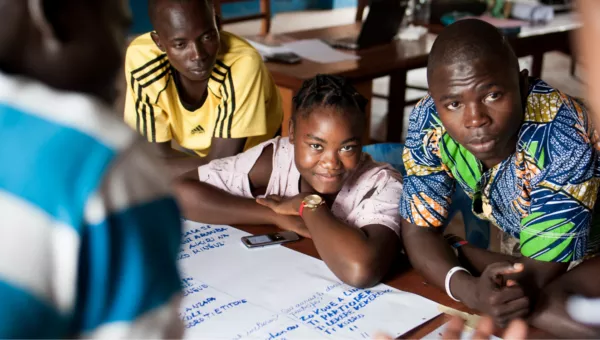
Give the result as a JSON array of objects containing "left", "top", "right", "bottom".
[{"left": 224, "top": 8, "right": 585, "bottom": 142}]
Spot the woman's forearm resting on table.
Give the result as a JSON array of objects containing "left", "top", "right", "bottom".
[
  {"left": 302, "top": 206, "right": 399, "bottom": 288},
  {"left": 174, "top": 178, "right": 277, "bottom": 225}
]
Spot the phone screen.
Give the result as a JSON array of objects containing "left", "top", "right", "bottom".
[{"left": 246, "top": 235, "right": 273, "bottom": 245}]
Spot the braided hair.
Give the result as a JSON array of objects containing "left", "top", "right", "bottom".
[{"left": 292, "top": 74, "right": 368, "bottom": 125}]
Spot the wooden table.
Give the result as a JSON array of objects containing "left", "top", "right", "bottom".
[
  {"left": 257, "top": 13, "right": 580, "bottom": 143},
  {"left": 257, "top": 25, "right": 436, "bottom": 143},
  {"left": 235, "top": 224, "right": 553, "bottom": 338},
  {"left": 513, "top": 12, "right": 581, "bottom": 78},
  {"left": 427, "top": 13, "right": 581, "bottom": 79}
]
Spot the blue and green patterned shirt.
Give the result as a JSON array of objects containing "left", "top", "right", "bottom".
[{"left": 400, "top": 78, "right": 600, "bottom": 262}]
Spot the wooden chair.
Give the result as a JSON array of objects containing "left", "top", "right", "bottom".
[
  {"left": 355, "top": 0, "right": 428, "bottom": 139},
  {"left": 215, "top": 0, "right": 271, "bottom": 34},
  {"left": 363, "top": 143, "right": 492, "bottom": 249},
  {"left": 355, "top": 0, "right": 368, "bottom": 21}
]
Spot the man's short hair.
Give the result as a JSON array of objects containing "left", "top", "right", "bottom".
[
  {"left": 427, "top": 19, "right": 520, "bottom": 82},
  {"left": 148, "top": 0, "right": 214, "bottom": 27}
]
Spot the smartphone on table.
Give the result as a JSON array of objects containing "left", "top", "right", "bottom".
[
  {"left": 265, "top": 52, "right": 301, "bottom": 64},
  {"left": 241, "top": 231, "right": 300, "bottom": 248}
]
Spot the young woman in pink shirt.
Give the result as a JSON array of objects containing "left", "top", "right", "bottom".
[{"left": 175, "top": 74, "right": 403, "bottom": 288}]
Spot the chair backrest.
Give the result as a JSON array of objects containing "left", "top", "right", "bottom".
[
  {"left": 362, "top": 143, "right": 405, "bottom": 174},
  {"left": 216, "top": 0, "right": 271, "bottom": 34},
  {"left": 355, "top": 0, "right": 369, "bottom": 22},
  {"left": 362, "top": 143, "right": 491, "bottom": 249}
]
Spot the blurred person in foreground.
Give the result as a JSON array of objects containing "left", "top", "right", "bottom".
[
  {"left": 373, "top": 316, "right": 527, "bottom": 340},
  {"left": 0, "top": 0, "right": 183, "bottom": 337},
  {"left": 442, "top": 316, "right": 527, "bottom": 340},
  {"left": 555, "top": 0, "right": 600, "bottom": 332}
]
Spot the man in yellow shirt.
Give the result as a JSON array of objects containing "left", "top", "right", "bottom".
[{"left": 124, "top": 0, "right": 282, "bottom": 177}]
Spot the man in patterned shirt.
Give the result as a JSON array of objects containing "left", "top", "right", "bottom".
[{"left": 400, "top": 19, "right": 600, "bottom": 333}]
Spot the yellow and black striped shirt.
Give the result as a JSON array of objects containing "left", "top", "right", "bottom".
[{"left": 123, "top": 31, "right": 283, "bottom": 157}]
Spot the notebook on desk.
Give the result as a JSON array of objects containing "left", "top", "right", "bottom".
[{"left": 327, "top": 0, "right": 408, "bottom": 50}]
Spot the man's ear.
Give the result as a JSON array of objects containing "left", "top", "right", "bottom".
[
  {"left": 151, "top": 31, "right": 166, "bottom": 52},
  {"left": 288, "top": 119, "right": 295, "bottom": 144},
  {"left": 519, "top": 69, "right": 529, "bottom": 107},
  {"left": 28, "top": 0, "right": 61, "bottom": 53}
]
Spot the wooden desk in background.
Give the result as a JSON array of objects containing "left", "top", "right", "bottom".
[
  {"left": 427, "top": 13, "right": 580, "bottom": 80},
  {"left": 510, "top": 13, "right": 580, "bottom": 78},
  {"left": 254, "top": 24, "right": 435, "bottom": 143},
  {"left": 255, "top": 13, "right": 580, "bottom": 143}
]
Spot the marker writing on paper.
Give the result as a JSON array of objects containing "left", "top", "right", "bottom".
[
  {"left": 281, "top": 292, "right": 324, "bottom": 315},
  {"left": 267, "top": 324, "right": 299, "bottom": 340},
  {"left": 178, "top": 276, "right": 250, "bottom": 329},
  {"left": 297, "top": 288, "right": 392, "bottom": 334},
  {"left": 312, "top": 301, "right": 339, "bottom": 316},
  {"left": 240, "top": 315, "right": 280, "bottom": 338},
  {"left": 192, "top": 297, "right": 216, "bottom": 308},
  {"left": 182, "top": 284, "right": 209, "bottom": 297},
  {"left": 181, "top": 227, "right": 228, "bottom": 243},
  {"left": 191, "top": 241, "right": 226, "bottom": 254},
  {"left": 182, "top": 224, "right": 221, "bottom": 238},
  {"left": 180, "top": 277, "right": 210, "bottom": 296},
  {"left": 325, "top": 282, "right": 343, "bottom": 292},
  {"left": 183, "top": 299, "right": 248, "bottom": 329},
  {"left": 343, "top": 287, "right": 362, "bottom": 296},
  {"left": 181, "top": 277, "right": 194, "bottom": 288},
  {"left": 179, "top": 225, "right": 230, "bottom": 257}
]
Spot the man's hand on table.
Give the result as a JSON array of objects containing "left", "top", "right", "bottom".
[
  {"left": 371, "top": 315, "right": 528, "bottom": 340},
  {"left": 443, "top": 315, "right": 528, "bottom": 340},
  {"left": 460, "top": 262, "right": 530, "bottom": 328}
]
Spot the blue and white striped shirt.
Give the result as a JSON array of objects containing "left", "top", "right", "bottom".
[{"left": 0, "top": 73, "right": 183, "bottom": 338}]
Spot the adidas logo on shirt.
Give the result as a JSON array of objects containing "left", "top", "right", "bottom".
[{"left": 191, "top": 125, "right": 205, "bottom": 135}]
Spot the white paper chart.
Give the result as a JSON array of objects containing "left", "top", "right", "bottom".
[{"left": 178, "top": 221, "right": 441, "bottom": 339}]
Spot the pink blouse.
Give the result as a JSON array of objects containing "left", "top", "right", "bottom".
[{"left": 198, "top": 137, "right": 403, "bottom": 235}]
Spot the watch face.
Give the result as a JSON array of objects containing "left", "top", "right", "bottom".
[{"left": 304, "top": 194, "right": 323, "bottom": 205}]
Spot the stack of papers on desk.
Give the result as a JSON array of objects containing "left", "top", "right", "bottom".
[
  {"left": 282, "top": 39, "right": 360, "bottom": 63},
  {"left": 247, "top": 39, "right": 295, "bottom": 57},
  {"left": 248, "top": 38, "right": 360, "bottom": 64},
  {"left": 464, "top": 15, "right": 527, "bottom": 29}
]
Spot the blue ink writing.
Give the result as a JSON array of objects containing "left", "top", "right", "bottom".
[{"left": 267, "top": 324, "right": 299, "bottom": 340}]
